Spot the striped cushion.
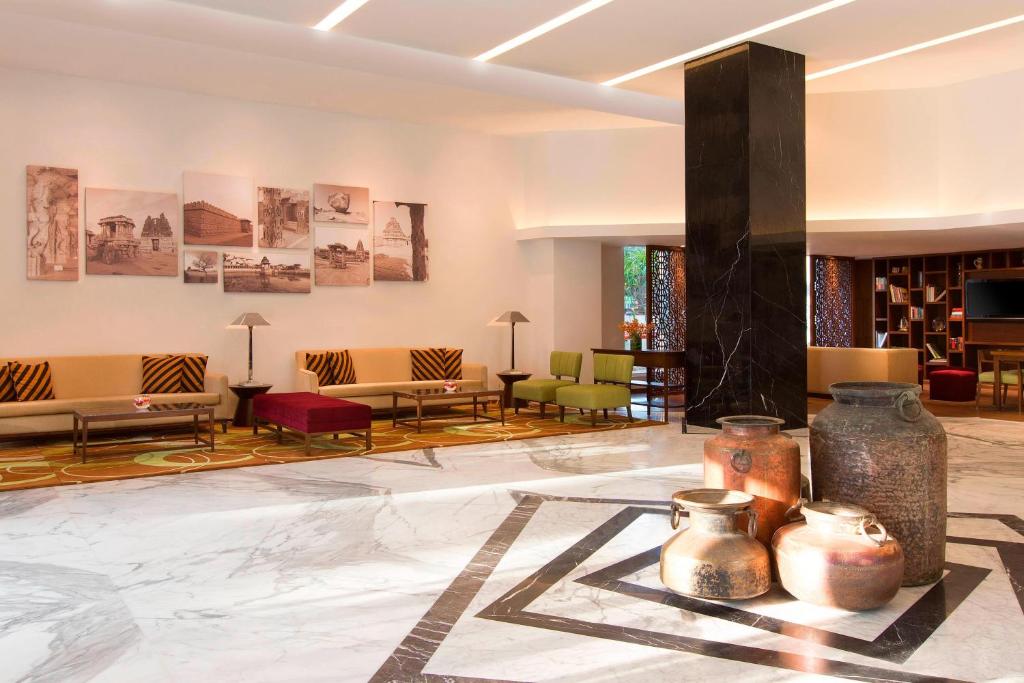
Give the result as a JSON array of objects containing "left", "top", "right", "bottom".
[
  {"left": 179, "top": 354, "right": 208, "bottom": 393},
  {"left": 142, "top": 355, "right": 183, "bottom": 394},
  {"left": 8, "top": 361, "right": 56, "bottom": 402},
  {"left": 411, "top": 348, "right": 446, "bottom": 381},
  {"left": 336, "top": 350, "right": 356, "bottom": 385},
  {"left": 306, "top": 351, "right": 339, "bottom": 386},
  {"left": 0, "top": 364, "right": 19, "bottom": 402},
  {"left": 443, "top": 348, "right": 463, "bottom": 380}
]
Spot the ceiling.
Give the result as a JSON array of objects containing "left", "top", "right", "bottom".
[{"left": 178, "top": 0, "right": 1024, "bottom": 97}]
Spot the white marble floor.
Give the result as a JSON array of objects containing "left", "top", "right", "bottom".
[{"left": 1, "top": 414, "right": 1022, "bottom": 682}]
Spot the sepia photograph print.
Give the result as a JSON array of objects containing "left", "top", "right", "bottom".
[
  {"left": 314, "top": 226, "right": 371, "bottom": 287},
  {"left": 85, "top": 189, "right": 178, "bottom": 277},
  {"left": 183, "top": 171, "right": 254, "bottom": 247},
  {"left": 184, "top": 250, "right": 219, "bottom": 284},
  {"left": 27, "top": 165, "right": 79, "bottom": 281},
  {"left": 313, "top": 184, "right": 369, "bottom": 225},
  {"left": 258, "top": 186, "right": 310, "bottom": 249},
  {"left": 373, "top": 201, "right": 428, "bottom": 282},
  {"left": 223, "top": 252, "right": 311, "bottom": 294}
]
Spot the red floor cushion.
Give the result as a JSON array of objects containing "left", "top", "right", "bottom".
[
  {"left": 929, "top": 369, "right": 976, "bottom": 402},
  {"left": 254, "top": 392, "right": 371, "bottom": 434}
]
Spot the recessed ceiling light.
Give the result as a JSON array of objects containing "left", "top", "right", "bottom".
[
  {"left": 807, "top": 13, "right": 1024, "bottom": 80},
  {"left": 602, "top": 0, "right": 855, "bottom": 87},
  {"left": 475, "top": 0, "right": 615, "bottom": 63},
  {"left": 313, "top": 0, "right": 372, "bottom": 32}
]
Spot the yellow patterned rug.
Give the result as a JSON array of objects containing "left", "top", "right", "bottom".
[{"left": 0, "top": 407, "right": 660, "bottom": 492}]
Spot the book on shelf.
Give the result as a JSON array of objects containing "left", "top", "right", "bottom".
[
  {"left": 875, "top": 331, "right": 888, "bottom": 349},
  {"left": 909, "top": 306, "right": 924, "bottom": 320},
  {"left": 874, "top": 276, "right": 887, "bottom": 292},
  {"left": 950, "top": 307, "right": 964, "bottom": 320},
  {"left": 949, "top": 336, "right": 964, "bottom": 351},
  {"left": 925, "top": 285, "right": 947, "bottom": 302},
  {"left": 888, "top": 284, "right": 909, "bottom": 303},
  {"left": 925, "top": 342, "right": 946, "bottom": 361}
]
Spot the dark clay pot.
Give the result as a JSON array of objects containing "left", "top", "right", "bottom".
[
  {"left": 703, "top": 415, "right": 802, "bottom": 548},
  {"left": 810, "top": 382, "right": 947, "bottom": 586}
]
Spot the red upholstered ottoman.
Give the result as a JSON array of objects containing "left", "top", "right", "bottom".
[
  {"left": 253, "top": 392, "right": 372, "bottom": 454},
  {"left": 929, "top": 369, "right": 976, "bottom": 402}
]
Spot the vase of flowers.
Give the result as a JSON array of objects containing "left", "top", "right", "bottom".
[{"left": 619, "top": 318, "right": 654, "bottom": 351}]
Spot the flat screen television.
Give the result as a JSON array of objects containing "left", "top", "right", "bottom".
[{"left": 965, "top": 279, "right": 1024, "bottom": 319}]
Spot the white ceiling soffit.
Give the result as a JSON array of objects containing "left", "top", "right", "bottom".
[{"left": 0, "top": 0, "right": 682, "bottom": 134}]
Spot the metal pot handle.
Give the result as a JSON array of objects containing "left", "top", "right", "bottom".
[
  {"left": 670, "top": 502, "right": 683, "bottom": 530},
  {"left": 895, "top": 390, "right": 923, "bottom": 422},
  {"left": 746, "top": 508, "right": 759, "bottom": 539},
  {"left": 783, "top": 498, "right": 808, "bottom": 521},
  {"left": 858, "top": 516, "right": 889, "bottom": 547}
]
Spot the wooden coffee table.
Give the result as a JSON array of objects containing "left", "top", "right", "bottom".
[
  {"left": 392, "top": 388, "right": 504, "bottom": 433},
  {"left": 72, "top": 403, "right": 215, "bottom": 463}
]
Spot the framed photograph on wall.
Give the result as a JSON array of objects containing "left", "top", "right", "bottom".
[
  {"left": 314, "top": 226, "right": 371, "bottom": 286},
  {"left": 84, "top": 188, "right": 179, "bottom": 276},
  {"left": 258, "top": 186, "right": 310, "bottom": 249},
  {"left": 183, "top": 171, "right": 254, "bottom": 247},
  {"left": 184, "top": 250, "right": 219, "bottom": 284},
  {"left": 313, "top": 184, "right": 369, "bottom": 225},
  {"left": 223, "top": 252, "right": 311, "bottom": 294},
  {"left": 26, "top": 165, "right": 79, "bottom": 281},
  {"left": 373, "top": 201, "right": 427, "bottom": 282}
]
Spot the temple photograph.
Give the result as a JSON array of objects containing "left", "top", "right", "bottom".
[
  {"left": 183, "top": 171, "right": 254, "bottom": 247},
  {"left": 373, "top": 201, "right": 427, "bottom": 281},
  {"left": 314, "top": 226, "right": 371, "bottom": 286},
  {"left": 84, "top": 188, "right": 179, "bottom": 276}
]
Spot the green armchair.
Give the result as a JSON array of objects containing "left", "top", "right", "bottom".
[
  {"left": 556, "top": 353, "right": 634, "bottom": 425},
  {"left": 512, "top": 351, "right": 583, "bottom": 418}
]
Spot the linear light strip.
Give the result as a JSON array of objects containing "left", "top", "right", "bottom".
[
  {"left": 602, "top": 0, "right": 855, "bottom": 86},
  {"left": 313, "top": 0, "right": 372, "bottom": 31},
  {"left": 475, "top": 0, "right": 615, "bottom": 62},
  {"left": 807, "top": 13, "right": 1024, "bottom": 80}
]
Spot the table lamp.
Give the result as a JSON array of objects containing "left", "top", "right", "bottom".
[
  {"left": 229, "top": 313, "right": 270, "bottom": 385},
  {"left": 495, "top": 310, "right": 529, "bottom": 372}
]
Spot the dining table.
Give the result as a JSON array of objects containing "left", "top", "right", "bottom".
[
  {"left": 591, "top": 347, "right": 685, "bottom": 424},
  {"left": 992, "top": 349, "right": 1024, "bottom": 412}
]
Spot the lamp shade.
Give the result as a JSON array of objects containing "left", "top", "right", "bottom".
[
  {"left": 229, "top": 312, "right": 271, "bottom": 328},
  {"left": 495, "top": 310, "right": 529, "bottom": 324}
]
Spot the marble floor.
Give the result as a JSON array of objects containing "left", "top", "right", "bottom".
[{"left": 1, "top": 413, "right": 1022, "bottom": 682}]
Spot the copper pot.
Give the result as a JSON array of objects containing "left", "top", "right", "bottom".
[
  {"left": 660, "top": 489, "right": 771, "bottom": 600},
  {"left": 773, "top": 501, "right": 904, "bottom": 611},
  {"left": 703, "top": 415, "right": 801, "bottom": 548}
]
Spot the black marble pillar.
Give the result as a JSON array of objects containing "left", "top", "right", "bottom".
[{"left": 684, "top": 42, "right": 807, "bottom": 429}]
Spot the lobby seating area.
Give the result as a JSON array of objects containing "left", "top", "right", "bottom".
[{"left": 2, "top": 2, "right": 1023, "bottom": 682}]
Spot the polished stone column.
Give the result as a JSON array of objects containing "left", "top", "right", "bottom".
[{"left": 684, "top": 42, "right": 807, "bottom": 429}]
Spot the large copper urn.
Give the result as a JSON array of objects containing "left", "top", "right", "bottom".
[
  {"left": 703, "top": 415, "right": 801, "bottom": 547},
  {"left": 773, "top": 501, "right": 904, "bottom": 610},
  {"left": 660, "top": 489, "right": 771, "bottom": 600},
  {"left": 810, "top": 382, "right": 946, "bottom": 586}
]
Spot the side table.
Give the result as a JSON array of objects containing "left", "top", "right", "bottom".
[
  {"left": 229, "top": 383, "right": 273, "bottom": 427},
  {"left": 496, "top": 371, "right": 531, "bottom": 411}
]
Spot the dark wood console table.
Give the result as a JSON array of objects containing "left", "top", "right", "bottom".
[{"left": 591, "top": 348, "right": 685, "bottom": 424}]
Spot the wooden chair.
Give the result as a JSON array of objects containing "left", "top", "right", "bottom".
[{"left": 976, "top": 349, "right": 1022, "bottom": 412}]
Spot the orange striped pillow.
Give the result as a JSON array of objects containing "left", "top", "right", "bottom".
[
  {"left": 8, "top": 361, "right": 56, "bottom": 402},
  {"left": 179, "top": 354, "right": 208, "bottom": 393},
  {"left": 141, "top": 355, "right": 183, "bottom": 394},
  {"left": 410, "top": 348, "right": 446, "bottom": 381},
  {"left": 336, "top": 350, "right": 356, "bottom": 385},
  {"left": 0, "top": 364, "right": 19, "bottom": 402}
]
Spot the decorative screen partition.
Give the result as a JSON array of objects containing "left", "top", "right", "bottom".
[
  {"left": 646, "top": 245, "right": 686, "bottom": 387},
  {"left": 810, "top": 255, "right": 854, "bottom": 347}
]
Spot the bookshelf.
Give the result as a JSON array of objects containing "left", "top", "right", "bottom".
[{"left": 872, "top": 248, "right": 1024, "bottom": 380}]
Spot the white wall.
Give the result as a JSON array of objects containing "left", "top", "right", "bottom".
[{"left": 0, "top": 67, "right": 555, "bottom": 390}]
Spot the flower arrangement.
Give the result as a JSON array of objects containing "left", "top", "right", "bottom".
[{"left": 619, "top": 319, "right": 654, "bottom": 350}]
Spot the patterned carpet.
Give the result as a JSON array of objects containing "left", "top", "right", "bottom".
[{"left": 0, "top": 407, "right": 659, "bottom": 492}]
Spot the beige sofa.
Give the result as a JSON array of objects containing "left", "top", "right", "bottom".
[
  {"left": 808, "top": 347, "right": 919, "bottom": 395},
  {"left": 0, "top": 354, "right": 234, "bottom": 436},
  {"left": 295, "top": 348, "right": 488, "bottom": 410}
]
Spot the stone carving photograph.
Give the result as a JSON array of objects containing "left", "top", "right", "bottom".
[
  {"left": 184, "top": 250, "right": 219, "bottom": 284},
  {"left": 373, "top": 201, "right": 428, "bottom": 282},
  {"left": 258, "top": 186, "right": 310, "bottom": 249},
  {"left": 313, "top": 183, "right": 369, "bottom": 224},
  {"left": 183, "top": 171, "right": 254, "bottom": 247},
  {"left": 84, "top": 188, "right": 178, "bottom": 277},
  {"left": 223, "top": 252, "right": 311, "bottom": 294},
  {"left": 26, "top": 165, "right": 79, "bottom": 281},
  {"left": 314, "top": 226, "right": 371, "bottom": 286}
]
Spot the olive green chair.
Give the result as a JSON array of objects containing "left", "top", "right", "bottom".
[
  {"left": 512, "top": 351, "right": 583, "bottom": 418},
  {"left": 556, "top": 353, "right": 634, "bottom": 426},
  {"left": 976, "top": 349, "right": 1022, "bottom": 411}
]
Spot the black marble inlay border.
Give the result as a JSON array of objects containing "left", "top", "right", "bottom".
[{"left": 373, "top": 494, "right": 1024, "bottom": 683}]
